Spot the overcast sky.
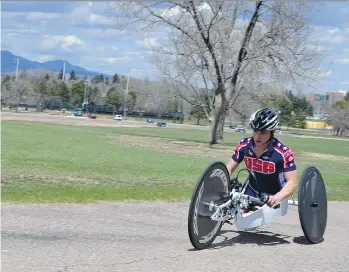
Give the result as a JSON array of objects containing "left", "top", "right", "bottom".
[{"left": 1, "top": 1, "right": 348, "bottom": 94}]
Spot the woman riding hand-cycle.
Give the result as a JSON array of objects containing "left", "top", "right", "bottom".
[{"left": 226, "top": 108, "right": 298, "bottom": 208}]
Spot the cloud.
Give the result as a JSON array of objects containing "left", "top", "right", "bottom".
[
  {"left": 80, "top": 28, "right": 128, "bottom": 39},
  {"left": 87, "top": 14, "right": 114, "bottom": 26},
  {"left": 333, "top": 58, "right": 349, "bottom": 64},
  {"left": 311, "top": 25, "right": 349, "bottom": 45},
  {"left": 319, "top": 70, "right": 332, "bottom": 78},
  {"left": 124, "top": 51, "right": 141, "bottom": 56},
  {"left": 104, "top": 56, "right": 132, "bottom": 64},
  {"left": 315, "top": 34, "right": 346, "bottom": 44},
  {"left": 38, "top": 55, "right": 57, "bottom": 62},
  {"left": 136, "top": 38, "right": 159, "bottom": 50},
  {"left": 41, "top": 35, "right": 84, "bottom": 50},
  {"left": 327, "top": 28, "right": 340, "bottom": 35},
  {"left": 160, "top": 6, "right": 183, "bottom": 18},
  {"left": 105, "top": 57, "right": 118, "bottom": 64},
  {"left": 3, "top": 28, "right": 41, "bottom": 35},
  {"left": 27, "top": 12, "right": 60, "bottom": 21},
  {"left": 69, "top": 4, "right": 118, "bottom": 28}
]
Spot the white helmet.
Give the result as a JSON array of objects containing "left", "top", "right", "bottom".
[{"left": 249, "top": 108, "right": 279, "bottom": 131}]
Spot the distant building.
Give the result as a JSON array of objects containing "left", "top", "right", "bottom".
[
  {"left": 306, "top": 91, "right": 344, "bottom": 119},
  {"left": 327, "top": 92, "right": 344, "bottom": 106}
]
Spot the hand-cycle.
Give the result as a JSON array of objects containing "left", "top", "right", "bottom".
[{"left": 187, "top": 161, "right": 327, "bottom": 250}]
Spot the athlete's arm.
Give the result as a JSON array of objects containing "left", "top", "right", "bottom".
[
  {"left": 226, "top": 158, "right": 240, "bottom": 178},
  {"left": 227, "top": 138, "right": 247, "bottom": 178},
  {"left": 278, "top": 169, "right": 298, "bottom": 200},
  {"left": 267, "top": 169, "right": 298, "bottom": 208}
]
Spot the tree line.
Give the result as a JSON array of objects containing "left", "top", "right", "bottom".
[
  {"left": 1, "top": 69, "right": 348, "bottom": 135},
  {"left": 1, "top": 69, "right": 192, "bottom": 117}
]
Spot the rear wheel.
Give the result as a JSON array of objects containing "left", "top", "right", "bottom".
[{"left": 188, "top": 162, "right": 230, "bottom": 250}]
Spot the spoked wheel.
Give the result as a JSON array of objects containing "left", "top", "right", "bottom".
[
  {"left": 188, "top": 161, "right": 230, "bottom": 250},
  {"left": 298, "top": 166, "right": 327, "bottom": 244}
]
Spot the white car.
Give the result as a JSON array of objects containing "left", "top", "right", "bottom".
[
  {"left": 114, "top": 114, "right": 123, "bottom": 121},
  {"left": 234, "top": 125, "right": 246, "bottom": 132}
]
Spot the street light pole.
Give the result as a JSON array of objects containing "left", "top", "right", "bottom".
[
  {"left": 83, "top": 79, "right": 90, "bottom": 111},
  {"left": 62, "top": 60, "right": 66, "bottom": 81},
  {"left": 124, "top": 67, "right": 130, "bottom": 119},
  {"left": 15, "top": 58, "right": 19, "bottom": 81}
]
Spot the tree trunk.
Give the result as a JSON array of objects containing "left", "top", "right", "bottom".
[
  {"left": 196, "top": 117, "right": 200, "bottom": 125},
  {"left": 210, "top": 92, "right": 227, "bottom": 145}
]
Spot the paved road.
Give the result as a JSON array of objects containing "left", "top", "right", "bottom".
[
  {"left": 2, "top": 201, "right": 349, "bottom": 272},
  {"left": 3, "top": 111, "right": 349, "bottom": 141}
]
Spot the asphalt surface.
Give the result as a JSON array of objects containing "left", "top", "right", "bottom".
[
  {"left": 2, "top": 201, "right": 349, "bottom": 272},
  {"left": 2, "top": 111, "right": 349, "bottom": 141}
]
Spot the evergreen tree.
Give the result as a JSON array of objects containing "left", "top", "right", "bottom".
[
  {"left": 69, "top": 70, "right": 77, "bottom": 81},
  {"left": 112, "top": 73, "right": 120, "bottom": 84},
  {"left": 58, "top": 69, "right": 63, "bottom": 80}
]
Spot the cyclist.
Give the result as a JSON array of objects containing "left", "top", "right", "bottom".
[{"left": 226, "top": 108, "right": 298, "bottom": 208}]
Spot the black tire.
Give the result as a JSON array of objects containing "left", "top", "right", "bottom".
[
  {"left": 188, "top": 161, "right": 230, "bottom": 250},
  {"left": 298, "top": 166, "right": 327, "bottom": 244}
]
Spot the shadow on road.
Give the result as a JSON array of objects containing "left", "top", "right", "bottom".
[
  {"left": 292, "top": 236, "right": 314, "bottom": 245},
  {"left": 188, "top": 229, "right": 291, "bottom": 251}
]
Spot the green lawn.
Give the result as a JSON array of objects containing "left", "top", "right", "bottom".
[{"left": 1, "top": 120, "right": 349, "bottom": 202}]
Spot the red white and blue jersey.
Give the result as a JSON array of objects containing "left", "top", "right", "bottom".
[{"left": 232, "top": 137, "right": 297, "bottom": 195}]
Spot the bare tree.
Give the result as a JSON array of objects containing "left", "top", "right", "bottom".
[
  {"left": 327, "top": 101, "right": 349, "bottom": 136},
  {"left": 7, "top": 79, "right": 32, "bottom": 108},
  {"left": 111, "top": 1, "right": 324, "bottom": 144}
]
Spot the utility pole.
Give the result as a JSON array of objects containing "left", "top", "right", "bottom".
[
  {"left": 15, "top": 58, "right": 19, "bottom": 81},
  {"left": 124, "top": 67, "right": 130, "bottom": 119},
  {"left": 62, "top": 60, "right": 66, "bottom": 81},
  {"left": 82, "top": 79, "right": 90, "bottom": 111}
]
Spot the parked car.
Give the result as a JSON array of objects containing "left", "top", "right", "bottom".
[
  {"left": 73, "top": 108, "right": 84, "bottom": 116},
  {"left": 229, "top": 125, "right": 237, "bottom": 129},
  {"left": 234, "top": 125, "right": 246, "bottom": 132},
  {"left": 114, "top": 114, "right": 123, "bottom": 121},
  {"left": 157, "top": 122, "right": 167, "bottom": 127},
  {"left": 146, "top": 118, "right": 155, "bottom": 123}
]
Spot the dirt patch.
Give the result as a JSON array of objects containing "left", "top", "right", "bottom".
[
  {"left": 113, "top": 134, "right": 234, "bottom": 159},
  {"left": 299, "top": 151, "right": 348, "bottom": 162}
]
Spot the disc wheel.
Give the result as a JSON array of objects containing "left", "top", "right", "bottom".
[
  {"left": 298, "top": 166, "right": 327, "bottom": 244},
  {"left": 188, "top": 161, "right": 230, "bottom": 250}
]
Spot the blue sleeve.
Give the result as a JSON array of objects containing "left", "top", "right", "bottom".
[
  {"left": 232, "top": 141, "right": 247, "bottom": 163},
  {"left": 280, "top": 148, "right": 297, "bottom": 172}
]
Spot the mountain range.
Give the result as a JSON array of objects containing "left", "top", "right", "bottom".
[{"left": 1, "top": 50, "right": 111, "bottom": 78}]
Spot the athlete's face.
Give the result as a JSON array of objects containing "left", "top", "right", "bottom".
[{"left": 253, "top": 130, "right": 271, "bottom": 147}]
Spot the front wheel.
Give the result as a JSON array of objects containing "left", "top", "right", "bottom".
[{"left": 187, "top": 161, "right": 230, "bottom": 250}]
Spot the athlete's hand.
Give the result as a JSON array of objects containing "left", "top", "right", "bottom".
[{"left": 267, "top": 194, "right": 281, "bottom": 208}]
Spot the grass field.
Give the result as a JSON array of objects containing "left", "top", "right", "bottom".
[{"left": 2, "top": 120, "right": 349, "bottom": 202}]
